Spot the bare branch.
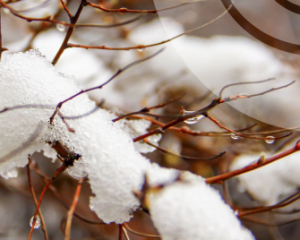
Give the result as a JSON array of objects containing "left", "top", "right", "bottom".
[
  {"left": 27, "top": 158, "right": 49, "bottom": 240},
  {"left": 67, "top": 3, "right": 232, "bottom": 51},
  {"left": 50, "top": 48, "right": 164, "bottom": 124},
  {"left": 64, "top": 177, "right": 84, "bottom": 240},
  {"left": 206, "top": 140, "right": 300, "bottom": 184},
  {"left": 219, "top": 77, "right": 276, "bottom": 99},
  {"left": 86, "top": 0, "right": 204, "bottom": 14}
]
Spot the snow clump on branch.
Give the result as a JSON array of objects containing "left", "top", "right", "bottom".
[{"left": 0, "top": 50, "right": 254, "bottom": 239}]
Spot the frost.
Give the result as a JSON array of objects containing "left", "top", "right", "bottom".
[{"left": 148, "top": 172, "right": 254, "bottom": 240}]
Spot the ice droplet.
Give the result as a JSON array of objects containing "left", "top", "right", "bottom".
[
  {"left": 265, "top": 136, "right": 275, "bottom": 144},
  {"left": 234, "top": 210, "right": 239, "bottom": 216},
  {"left": 182, "top": 110, "right": 204, "bottom": 125},
  {"left": 230, "top": 133, "right": 239, "bottom": 140},
  {"left": 29, "top": 215, "right": 41, "bottom": 229},
  {"left": 56, "top": 24, "right": 66, "bottom": 32}
]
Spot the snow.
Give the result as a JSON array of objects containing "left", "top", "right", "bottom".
[
  {"left": 0, "top": 50, "right": 156, "bottom": 222},
  {"left": 0, "top": 50, "right": 254, "bottom": 238},
  {"left": 148, "top": 172, "right": 254, "bottom": 240}
]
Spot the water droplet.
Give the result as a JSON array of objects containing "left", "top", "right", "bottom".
[
  {"left": 3, "top": 8, "right": 10, "bottom": 14},
  {"left": 182, "top": 110, "right": 204, "bottom": 125},
  {"left": 29, "top": 215, "right": 41, "bottom": 229},
  {"left": 231, "top": 133, "right": 239, "bottom": 140},
  {"left": 56, "top": 24, "right": 66, "bottom": 32},
  {"left": 239, "top": 93, "right": 249, "bottom": 97},
  {"left": 265, "top": 136, "right": 275, "bottom": 144},
  {"left": 136, "top": 45, "right": 145, "bottom": 52},
  {"left": 234, "top": 210, "right": 239, "bottom": 216},
  {"left": 119, "top": 7, "right": 128, "bottom": 12}
]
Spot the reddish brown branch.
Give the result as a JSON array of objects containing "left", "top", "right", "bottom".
[
  {"left": 112, "top": 94, "right": 185, "bottom": 122},
  {"left": 206, "top": 114, "right": 292, "bottom": 141},
  {"left": 86, "top": 0, "right": 203, "bottom": 14},
  {"left": 219, "top": 78, "right": 276, "bottom": 99},
  {"left": 0, "top": 0, "right": 52, "bottom": 21},
  {"left": 205, "top": 140, "right": 300, "bottom": 184},
  {"left": 27, "top": 157, "right": 49, "bottom": 240},
  {"left": 0, "top": 0, "right": 142, "bottom": 29},
  {"left": 50, "top": 49, "right": 164, "bottom": 124},
  {"left": 64, "top": 177, "right": 84, "bottom": 240},
  {"left": 59, "top": 0, "right": 72, "bottom": 19},
  {"left": 29, "top": 161, "right": 104, "bottom": 225},
  {"left": 67, "top": 4, "right": 232, "bottom": 51},
  {"left": 237, "top": 190, "right": 300, "bottom": 218},
  {"left": 133, "top": 98, "right": 221, "bottom": 142},
  {"left": 28, "top": 163, "right": 67, "bottom": 240},
  {"left": 52, "top": 0, "right": 85, "bottom": 65}
]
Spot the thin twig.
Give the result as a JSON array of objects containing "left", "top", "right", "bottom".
[
  {"left": 122, "top": 227, "right": 130, "bottom": 240},
  {"left": 27, "top": 157, "right": 49, "bottom": 240},
  {"left": 206, "top": 140, "right": 300, "bottom": 184},
  {"left": 28, "top": 164, "right": 67, "bottom": 240},
  {"left": 206, "top": 114, "right": 292, "bottom": 141},
  {"left": 67, "top": 3, "right": 232, "bottom": 51},
  {"left": 59, "top": 0, "right": 72, "bottom": 19},
  {"left": 64, "top": 177, "right": 84, "bottom": 240},
  {"left": 238, "top": 190, "right": 300, "bottom": 218},
  {"left": 133, "top": 79, "right": 294, "bottom": 142},
  {"left": 221, "top": 80, "right": 295, "bottom": 103},
  {"left": 219, "top": 78, "right": 276, "bottom": 99},
  {"left": 50, "top": 48, "right": 164, "bottom": 124},
  {"left": 29, "top": 161, "right": 104, "bottom": 225},
  {"left": 86, "top": 0, "right": 204, "bottom": 14},
  {"left": 0, "top": 0, "right": 142, "bottom": 29},
  {"left": 52, "top": 0, "right": 85, "bottom": 65}
]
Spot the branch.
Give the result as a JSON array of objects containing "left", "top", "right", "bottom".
[
  {"left": 206, "top": 114, "right": 292, "bottom": 141},
  {"left": 28, "top": 163, "right": 67, "bottom": 240},
  {"left": 27, "top": 157, "right": 49, "bottom": 240},
  {"left": 86, "top": 0, "right": 204, "bottom": 14},
  {"left": 206, "top": 140, "right": 300, "bottom": 184},
  {"left": 50, "top": 48, "right": 164, "bottom": 125},
  {"left": 64, "top": 177, "right": 84, "bottom": 240},
  {"left": 52, "top": 0, "right": 86, "bottom": 65},
  {"left": 67, "top": 3, "right": 232, "bottom": 51},
  {"left": 29, "top": 161, "right": 104, "bottom": 225}
]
